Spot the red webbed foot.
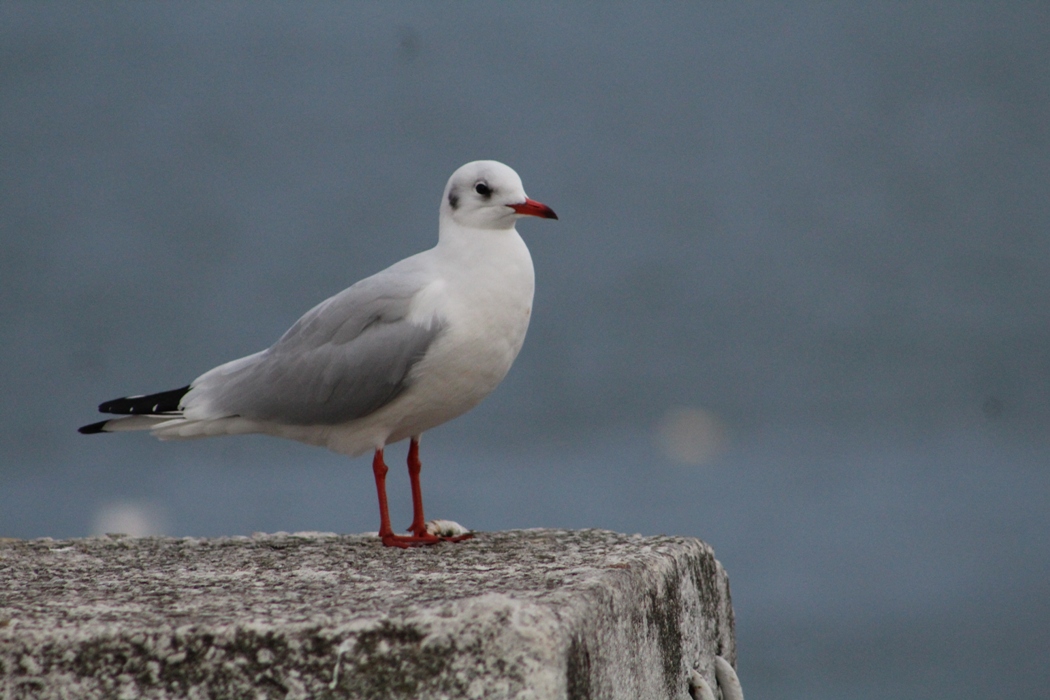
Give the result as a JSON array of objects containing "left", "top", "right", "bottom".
[{"left": 379, "top": 532, "right": 443, "bottom": 548}]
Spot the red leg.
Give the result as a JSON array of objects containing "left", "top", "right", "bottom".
[
  {"left": 372, "top": 448, "right": 397, "bottom": 540},
  {"left": 406, "top": 438, "right": 473, "bottom": 543},
  {"left": 371, "top": 447, "right": 438, "bottom": 548},
  {"left": 407, "top": 438, "right": 428, "bottom": 537}
]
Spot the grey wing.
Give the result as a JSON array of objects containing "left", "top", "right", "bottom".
[{"left": 183, "top": 269, "right": 444, "bottom": 426}]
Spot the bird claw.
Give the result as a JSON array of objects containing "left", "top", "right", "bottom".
[
  {"left": 380, "top": 533, "right": 473, "bottom": 548},
  {"left": 380, "top": 532, "right": 442, "bottom": 548},
  {"left": 438, "top": 532, "right": 474, "bottom": 543}
]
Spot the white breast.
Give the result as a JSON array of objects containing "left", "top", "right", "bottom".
[{"left": 324, "top": 226, "right": 535, "bottom": 455}]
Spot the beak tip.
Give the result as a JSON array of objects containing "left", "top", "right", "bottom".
[{"left": 511, "top": 198, "right": 558, "bottom": 220}]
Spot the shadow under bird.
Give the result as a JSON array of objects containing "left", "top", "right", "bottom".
[{"left": 79, "top": 160, "right": 557, "bottom": 547}]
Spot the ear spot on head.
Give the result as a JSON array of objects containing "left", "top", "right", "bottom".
[{"left": 448, "top": 191, "right": 459, "bottom": 209}]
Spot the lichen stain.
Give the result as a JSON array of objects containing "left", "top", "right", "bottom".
[
  {"left": 566, "top": 633, "right": 592, "bottom": 700},
  {"left": 332, "top": 620, "right": 495, "bottom": 699},
  {"left": 646, "top": 565, "right": 684, "bottom": 697}
]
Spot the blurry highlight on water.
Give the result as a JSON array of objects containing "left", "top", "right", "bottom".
[
  {"left": 91, "top": 501, "right": 170, "bottom": 537},
  {"left": 655, "top": 407, "right": 730, "bottom": 465}
]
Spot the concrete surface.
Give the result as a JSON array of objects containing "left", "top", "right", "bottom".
[{"left": 0, "top": 529, "right": 735, "bottom": 699}]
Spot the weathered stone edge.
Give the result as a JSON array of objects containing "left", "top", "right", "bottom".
[{"left": 0, "top": 534, "right": 734, "bottom": 699}]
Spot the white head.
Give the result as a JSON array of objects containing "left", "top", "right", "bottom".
[{"left": 440, "top": 160, "right": 557, "bottom": 231}]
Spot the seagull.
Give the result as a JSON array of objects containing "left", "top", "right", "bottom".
[{"left": 79, "top": 160, "right": 557, "bottom": 547}]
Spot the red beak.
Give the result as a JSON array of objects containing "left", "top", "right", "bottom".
[{"left": 510, "top": 198, "right": 558, "bottom": 220}]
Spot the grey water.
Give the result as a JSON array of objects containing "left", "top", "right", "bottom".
[{"left": 3, "top": 4, "right": 1049, "bottom": 698}]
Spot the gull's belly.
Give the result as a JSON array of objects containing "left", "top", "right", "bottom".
[
  {"left": 320, "top": 298, "right": 531, "bottom": 455},
  {"left": 385, "top": 304, "right": 530, "bottom": 440},
  {"left": 323, "top": 229, "right": 535, "bottom": 455}
]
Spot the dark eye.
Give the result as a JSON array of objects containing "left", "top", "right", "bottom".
[{"left": 475, "top": 182, "right": 492, "bottom": 197}]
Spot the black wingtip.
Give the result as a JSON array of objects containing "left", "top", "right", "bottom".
[
  {"left": 97, "top": 385, "right": 191, "bottom": 415},
  {"left": 79, "top": 420, "right": 110, "bottom": 435}
]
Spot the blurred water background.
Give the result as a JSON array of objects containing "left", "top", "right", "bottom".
[{"left": 2, "top": 4, "right": 1048, "bottom": 698}]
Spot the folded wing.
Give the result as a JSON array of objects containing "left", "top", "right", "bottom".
[{"left": 183, "top": 267, "right": 444, "bottom": 426}]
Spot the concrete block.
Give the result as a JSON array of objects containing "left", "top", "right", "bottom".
[{"left": 0, "top": 529, "right": 735, "bottom": 699}]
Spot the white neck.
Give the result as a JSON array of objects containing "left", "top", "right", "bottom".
[{"left": 432, "top": 216, "right": 534, "bottom": 301}]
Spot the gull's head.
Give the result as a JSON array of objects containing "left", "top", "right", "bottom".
[{"left": 440, "top": 160, "right": 557, "bottom": 231}]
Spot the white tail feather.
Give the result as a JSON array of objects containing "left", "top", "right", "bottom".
[{"left": 99, "top": 415, "right": 171, "bottom": 432}]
